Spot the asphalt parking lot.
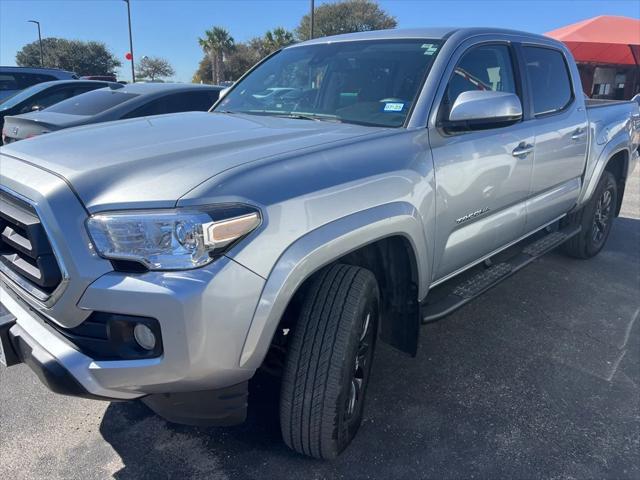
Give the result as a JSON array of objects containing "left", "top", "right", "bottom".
[{"left": 1, "top": 167, "right": 638, "bottom": 480}]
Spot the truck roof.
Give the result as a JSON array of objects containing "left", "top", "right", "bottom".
[{"left": 292, "top": 27, "right": 555, "bottom": 46}]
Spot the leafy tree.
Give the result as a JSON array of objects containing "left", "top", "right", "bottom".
[
  {"left": 198, "top": 26, "right": 235, "bottom": 84},
  {"left": 221, "top": 43, "right": 261, "bottom": 81},
  {"left": 193, "top": 44, "right": 257, "bottom": 84},
  {"left": 16, "top": 38, "right": 121, "bottom": 76},
  {"left": 295, "top": 0, "right": 396, "bottom": 41},
  {"left": 192, "top": 56, "right": 213, "bottom": 84},
  {"left": 136, "top": 56, "right": 175, "bottom": 81}
]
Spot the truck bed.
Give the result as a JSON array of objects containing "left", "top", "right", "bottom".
[{"left": 585, "top": 98, "right": 636, "bottom": 108}]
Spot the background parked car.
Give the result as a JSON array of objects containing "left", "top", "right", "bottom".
[
  {"left": 81, "top": 75, "right": 118, "bottom": 82},
  {"left": 0, "top": 79, "right": 117, "bottom": 144},
  {"left": 0, "top": 66, "right": 78, "bottom": 101},
  {"left": 1, "top": 83, "right": 224, "bottom": 143}
]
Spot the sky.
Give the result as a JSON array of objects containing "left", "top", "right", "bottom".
[{"left": 1, "top": 0, "right": 639, "bottom": 82}]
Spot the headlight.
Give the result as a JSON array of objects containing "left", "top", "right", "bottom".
[{"left": 86, "top": 206, "right": 261, "bottom": 271}]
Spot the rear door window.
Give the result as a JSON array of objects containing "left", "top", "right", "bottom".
[
  {"left": 16, "top": 73, "right": 57, "bottom": 88},
  {"left": 0, "top": 73, "right": 18, "bottom": 92},
  {"left": 32, "top": 88, "right": 71, "bottom": 110},
  {"left": 523, "top": 46, "right": 573, "bottom": 116},
  {"left": 71, "top": 83, "right": 108, "bottom": 96},
  {"left": 165, "top": 91, "right": 219, "bottom": 112},
  {"left": 47, "top": 90, "right": 138, "bottom": 115},
  {"left": 122, "top": 97, "right": 169, "bottom": 118},
  {"left": 123, "top": 91, "right": 220, "bottom": 118}
]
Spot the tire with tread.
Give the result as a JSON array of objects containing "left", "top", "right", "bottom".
[
  {"left": 280, "top": 263, "right": 379, "bottom": 459},
  {"left": 562, "top": 170, "right": 618, "bottom": 259}
]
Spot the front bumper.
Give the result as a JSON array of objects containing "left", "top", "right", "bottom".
[
  {"left": 1, "top": 298, "right": 250, "bottom": 425},
  {"left": 0, "top": 254, "right": 265, "bottom": 400}
]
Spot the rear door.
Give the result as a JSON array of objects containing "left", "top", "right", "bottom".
[
  {"left": 522, "top": 45, "right": 588, "bottom": 229},
  {"left": 429, "top": 40, "right": 536, "bottom": 281}
]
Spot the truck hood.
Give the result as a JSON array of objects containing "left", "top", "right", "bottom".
[{"left": 0, "top": 111, "right": 379, "bottom": 211}]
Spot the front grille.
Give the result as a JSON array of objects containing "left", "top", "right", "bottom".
[{"left": 0, "top": 191, "right": 62, "bottom": 297}]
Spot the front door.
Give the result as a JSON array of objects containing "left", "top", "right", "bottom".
[{"left": 429, "top": 42, "right": 535, "bottom": 281}]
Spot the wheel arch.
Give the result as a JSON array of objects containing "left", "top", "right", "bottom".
[
  {"left": 603, "top": 149, "right": 629, "bottom": 216},
  {"left": 580, "top": 134, "right": 630, "bottom": 216},
  {"left": 238, "top": 202, "right": 430, "bottom": 369}
]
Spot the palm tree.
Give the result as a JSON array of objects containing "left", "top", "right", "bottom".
[
  {"left": 198, "top": 26, "right": 235, "bottom": 84},
  {"left": 264, "top": 27, "right": 295, "bottom": 52}
]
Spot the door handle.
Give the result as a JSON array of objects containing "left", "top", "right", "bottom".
[
  {"left": 512, "top": 143, "right": 534, "bottom": 158},
  {"left": 571, "top": 128, "right": 586, "bottom": 140}
]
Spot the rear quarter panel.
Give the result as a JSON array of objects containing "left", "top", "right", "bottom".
[{"left": 579, "top": 101, "right": 640, "bottom": 207}]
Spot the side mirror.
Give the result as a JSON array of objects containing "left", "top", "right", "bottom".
[
  {"left": 31, "top": 105, "right": 42, "bottom": 112},
  {"left": 218, "top": 87, "right": 230, "bottom": 100},
  {"left": 445, "top": 90, "right": 522, "bottom": 131}
]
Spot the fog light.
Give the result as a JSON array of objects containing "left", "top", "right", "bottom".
[{"left": 134, "top": 324, "right": 157, "bottom": 350}]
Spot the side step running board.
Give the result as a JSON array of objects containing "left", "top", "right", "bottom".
[{"left": 421, "top": 226, "right": 581, "bottom": 324}]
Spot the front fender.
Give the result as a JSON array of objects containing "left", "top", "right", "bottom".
[{"left": 238, "top": 201, "right": 429, "bottom": 369}]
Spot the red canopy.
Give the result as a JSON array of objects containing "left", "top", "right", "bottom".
[{"left": 546, "top": 15, "right": 640, "bottom": 66}]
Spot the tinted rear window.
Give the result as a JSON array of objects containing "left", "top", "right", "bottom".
[
  {"left": 18, "top": 72, "right": 57, "bottom": 88},
  {"left": 523, "top": 46, "right": 573, "bottom": 115},
  {"left": 0, "top": 82, "right": 53, "bottom": 110},
  {"left": 47, "top": 89, "right": 138, "bottom": 115},
  {"left": 0, "top": 73, "right": 18, "bottom": 91}
]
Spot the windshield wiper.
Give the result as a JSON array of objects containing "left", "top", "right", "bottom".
[
  {"left": 220, "top": 110, "right": 344, "bottom": 123},
  {"left": 276, "top": 113, "right": 343, "bottom": 123}
]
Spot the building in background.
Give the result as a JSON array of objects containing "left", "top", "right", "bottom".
[{"left": 546, "top": 15, "right": 640, "bottom": 100}]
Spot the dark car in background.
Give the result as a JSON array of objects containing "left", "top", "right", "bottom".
[
  {"left": 0, "top": 79, "right": 117, "bottom": 144},
  {"left": 1, "top": 83, "right": 223, "bottom": 143},
  {"left": 0, "top": 66, "right": 78, "bottom": 101},
  {"left": 81, "top": 75, "right": 118, "bottom": 82}
]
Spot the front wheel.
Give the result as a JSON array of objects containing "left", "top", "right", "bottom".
[
  {"left": 563, "top": 171, "right": 618, "bottom": 259},
  {"left": 280, "top": 264, "right": 379, "bottom": 459}
]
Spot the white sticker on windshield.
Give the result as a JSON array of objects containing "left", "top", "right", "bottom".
[
  {"left": 383, "top": 102, "right": 404, "bottom": 112},
  {"left": 421, "top": 43, "right": 438, "bottom": 55}
]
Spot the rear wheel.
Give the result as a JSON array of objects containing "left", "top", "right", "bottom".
[
  {"left": 563, "top": 171, "right": 618, "bottom": 259},
  {"left": 280, "top": 264, "right": 379, "bottom": 459}
]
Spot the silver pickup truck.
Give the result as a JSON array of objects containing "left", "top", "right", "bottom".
[{"left": 1, "top": 28, "right": 639, "bottom": 459}]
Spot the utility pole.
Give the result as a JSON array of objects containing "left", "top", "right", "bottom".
[
  {"left": 310, "top": 0, "right": 315, "bottom": 39},
  {"left": 27, "top": 20, "right": 44, "bottom": 67},
  {"left": 123, "top": 0, "right": 135, "bottom": 82}
]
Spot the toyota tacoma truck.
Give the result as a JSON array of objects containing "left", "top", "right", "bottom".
[{"left": 1, "top": 28, "right": 639, "bottom": 459}]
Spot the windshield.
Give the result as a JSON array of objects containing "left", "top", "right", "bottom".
[
  {"left": 215, "top": 39, "right": 441, "bottom": 127},
  {"left": 0, "top": 82, "right": 52, "bottom": 111},
  {"left": 47, "top": 89, "right": 138, "bottom": 116}
]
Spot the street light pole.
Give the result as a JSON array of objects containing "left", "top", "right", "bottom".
[
  {"left": 123, "top": 0, "right": 135, "bottom": 83},
  {"left": 310, "top": 0, "right": 315, "bottom": 39},
  {"left": 27, "top": 20, "right": 44, "bottom": 67}
]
